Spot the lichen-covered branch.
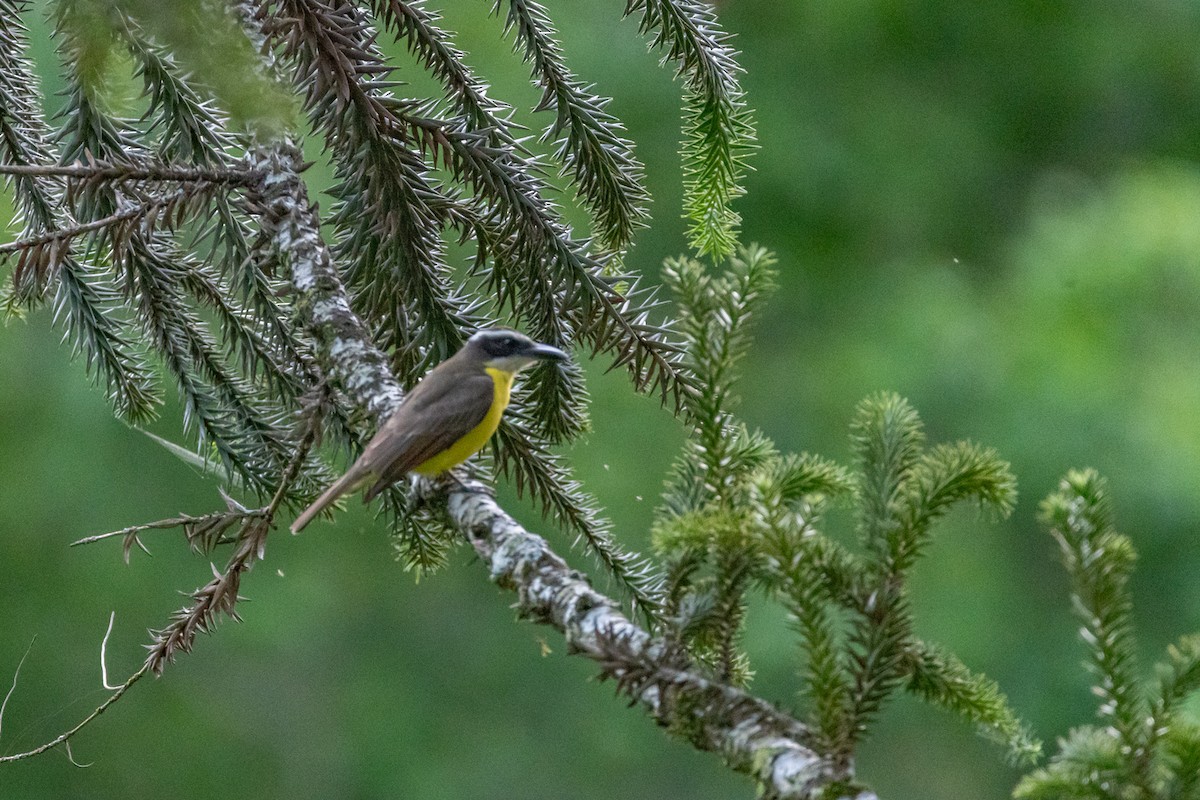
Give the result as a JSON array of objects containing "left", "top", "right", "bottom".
[
  {"left": 250, "top": 140, "right": 874, "bottom": 800},
  {"left": 247, "top": 142, "right": 401, "bottom": 424},
  {"left": 448, "top": 487, "right": 875, "bottom": 800}
]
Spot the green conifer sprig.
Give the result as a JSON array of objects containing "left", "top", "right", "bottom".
[
  {"left": 894, "top": 441, "right": 1017, "bottom": 573},
  {"left": 834, "top": 394, "right": 1021, "bottom": 755},
  {"left": 654, "top": 245, "right": 776, "bottom": 680},
  {"left": 660, "top": 244, "right": 776, "bottom": 511},
  {"left": 1040, "top": 470, "right": 1150, "bottom": 785},
  {"left": 764, "top": 403, "right": 1029, "bottom": 764},
  {"left": 905, "top": 640, "right": 1040, "bottom": 763},
  {"left": 850, "top": 392, "right": 926, "bottom": 561},
  {"left": 1018, "top": 469, "right": 1200, "bottom": 799},
  {"left": 1018, "top": 727, "right": 1127, "bottom": 800},
  {"left": 623, "top": 0, "right": 754, "bottom": 260},
  {"left": 749, "top": 460, "right": 854, "bottom": 755},
  {"left": 787, "top": 576, "right": 851, "bottom": 756}
]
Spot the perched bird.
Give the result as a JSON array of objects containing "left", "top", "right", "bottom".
[{"left": 291, "top": 329, "right": 568, "bottom": 532}]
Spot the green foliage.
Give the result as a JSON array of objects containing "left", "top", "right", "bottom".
[
  {"left": 1017, "top": 470, "right": 1200, "bottom": 800},
  {"left": 654, "top": 244, "right": 776, "bottom": 682},
  {"left": 625, "top": 0, "right": 755, "bottom": 260},
  {"left": 1016, "top": 727, "right": 1128, "bottom": 800},
  {"left": 652, "top": 248, "right": 1037, "bottom": 773}
]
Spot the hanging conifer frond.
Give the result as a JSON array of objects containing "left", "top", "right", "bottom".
[
  {"left": 368, "top": 0, "right": 514, "bottom": 139},
  {"left": 495, "top": 0, "right": 649, "bottom": 252},
  {"left": 623, "top": 0, "right": 755, "bottom": 259}
]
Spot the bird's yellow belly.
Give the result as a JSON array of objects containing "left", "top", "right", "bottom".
[{"left": 411, "top": 367, "right": 512, "bottom": 475}]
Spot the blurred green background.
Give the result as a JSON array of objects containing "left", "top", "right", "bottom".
[{"left": 5, "top": 1, "right": 1200, "bottom": 798}]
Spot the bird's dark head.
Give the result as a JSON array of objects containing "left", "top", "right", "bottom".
[{"left": 467, "top": 329, "right": 568, "bottom": 373}]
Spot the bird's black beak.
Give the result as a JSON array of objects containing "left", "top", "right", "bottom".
[{"left": 526, "top": 342, "right": 569, "bottom": 362}]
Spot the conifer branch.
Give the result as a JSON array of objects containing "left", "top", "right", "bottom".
[
  {"left": 0, "top": 0, "right": 160, "bottom": 419},
  {"left": 48, "top": 10, "right": 304, "bottom": 493},
  {"left": 116, "top": 11, "right": 237, "bottom": 166},
  {"left": 0, "top": 0, "right": 64, "bottom": 259},
  {"left": 0, "top": 162, "right": 258, "bottom": 184},
  {"left": 145, "top": 424, "right": 317, "bottom": 674},
  {"left": 451, "top": 482, "right": 873, "bottom": 800},
  {"left": 905, "top": 640, "right": 1040, "bottom": 762},
  {"left": 1155, "top": 635, "right": 1200, "bottom": 726},
  {"left": 123, "top": 237, "right": 291, "bottom": 492},
  {"left": 180, "top": 260, "right": 307, "bottom": 402},
  {"left": 174, "top": 6, "right": 320, "bottom": 401},
  {"left": 0, "top": 421, "right": 317, "bottom": 761},
  {"left": 653, "top": 248, "right": 777, "bottom": 680},
  {"left": 496, "top": 0, "right": 648, "bottom": 251},
  {"left": 256, "top": 0, "right": 486, "bottom": 381},
  {"left": 622, "top": 0, "right": 754, "bottom": 259},
  {"left": 368, "top": 0, "right": 515, "bottom": 141},
  {"left": 248, "top": 142, "right": 403, "bottom": 425},
  {"left": 493, "top": 412, "right": 665, "bottom": 616},
  {"left": 1039, "top": 469, "right": 1154, "bottom": 794},
  {"left": 51, "top": 255, "right": 161, "bottom": 422},
  {"left": 70, "top": 503, "right": 266, "bottom": 560},
  {"left": 1019, "top": 470, "right": 1200, "bottom": 798},
  {"left": 0, "top": 187, "right": 204, "bottom": 256}
]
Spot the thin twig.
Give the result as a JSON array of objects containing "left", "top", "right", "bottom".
[
  {"left": 0, "top": 162, "right": 261, "bottom": 184},
  {"left": 0, "top": 424, "right": 317, "bottom": 760},
  {"left": 70, "top": 509, "right": 265, "bottom": 548},
  {"left": 100, "top": 612, "right": 118, "bottom": 691},
  {"left": 0, "top": 637, "right": 36, "bottom": 744},
  {"left": 0, "top": 204, "right": 147, "bottom": 254},
  {"left": 0, "top": 665, "right": 149, "bottom": 764}
]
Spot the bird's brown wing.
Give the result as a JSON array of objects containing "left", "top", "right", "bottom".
[{"left": 359, "top": 370, "right": 496, "bottom": 500}]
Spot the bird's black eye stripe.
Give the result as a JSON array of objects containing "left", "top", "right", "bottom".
[{"left": 480, "top": 333, "right": 522, "bottom": 356}]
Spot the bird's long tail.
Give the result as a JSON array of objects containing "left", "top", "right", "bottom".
[{"left": 290, "top": 468, "right": 366, "bottom": 533}]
